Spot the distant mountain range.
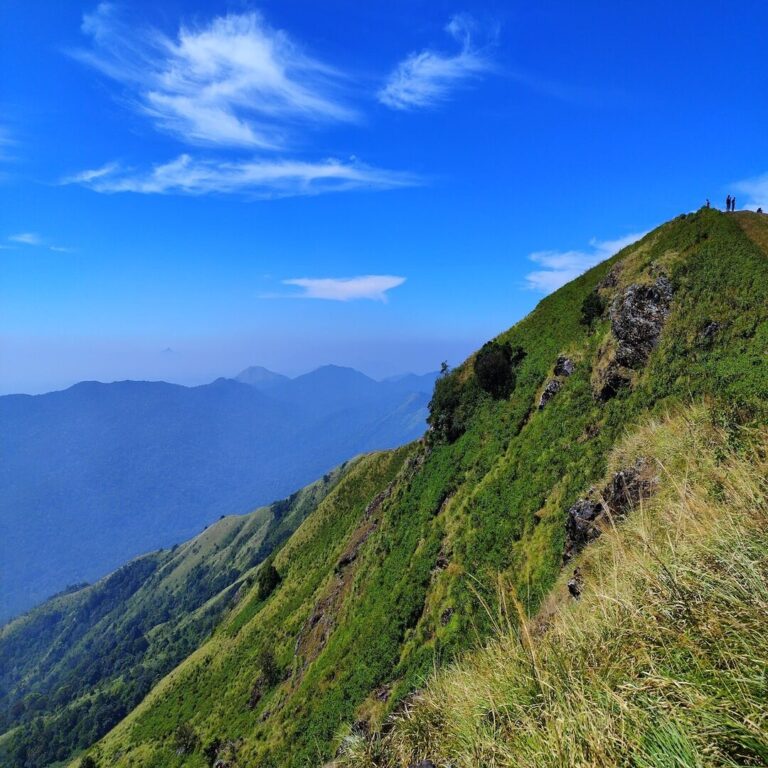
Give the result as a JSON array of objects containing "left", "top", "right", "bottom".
[{"left": 0, "top": 365, "right": 439, "bottom": 622}]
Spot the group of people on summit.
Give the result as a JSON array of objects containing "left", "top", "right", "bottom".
[{"left": 704, "top": 196, "right": 738, "bottom": 211}]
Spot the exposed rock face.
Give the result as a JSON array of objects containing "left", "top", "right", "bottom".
[
  {"left": 563, "top": 458, "right": 658, "bottom": 562},
  {"left": 595, "top": 276, "right": 673, "bottom": 400},
  {"left": 603, "top": 458, "right": 658, "bottom": 517},
  {"left": 408, "top": 761, "right": 436, "bottom": 768},
  {"left": 538, "top": 379, "right": 562, "bottom": 410},
  {"left": 563, "top": 500, "right": 603, "bottom": 561},
  {"left": 611, "top": 276, "right": 673, "bottom": 368},
  {"left": 567, "top": 567, "right": 583, "bottom": 599},
  {"left": 554, "top": 355, "right": 575, "bottom": 377},
  {"left": 539, "top": 355, "right": 575, "bottom": 410}
]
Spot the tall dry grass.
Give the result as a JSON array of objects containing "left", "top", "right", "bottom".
[{"left": 337, "top": 405, "right": 768, "bottom": 767}]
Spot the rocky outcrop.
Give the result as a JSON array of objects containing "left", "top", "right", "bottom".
[
  {"left": 538, "top": 379, "right": 562, "bottom": 410},
  {"left": 554, "top": 355, "right": 575, "bottom": 377},
  {"left": 567, "top": 567, "right": 583, "bottom": 599},
  {"left": 603, "top": 458, "right": 658, "bottom": 515},
  {"left": 611, "top": 276, "right": 673, "bottom": 368},
  {"left": 539, "top": 356, "right": 575, "bottom": 409},
  {"left": 594, "top": 276, "right": 672, "bottom": 400},
  {"left": 563, "top": 500, "right": 603, "bottom": 561},
  {"left": 563, "top": 458, "right": 658, "bottom": 562}
]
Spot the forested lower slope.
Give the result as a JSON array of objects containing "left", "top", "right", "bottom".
[{"left": 0, "top": 464, "right": 351, "bottom": 766}]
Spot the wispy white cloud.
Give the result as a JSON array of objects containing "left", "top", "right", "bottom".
[
  {"left": 67, "top": 5, "right": 417, "bottom": 199},
  {"left": 268, "top": 275, "right": 406, "bottom": 302},
  {"left": 525, "top": 231, "right": 647, "bottom": 293},
  {"left": 6, "top": 232, "right": 74, "bottom": 252},
  {"left": 74, "top": 4, "right": 356, "bottom": 149},
  {"left": 63, "top": 154, "right": 417, "bottom": 198},
  {"left": 732, "top": 172, "right": 768, "bottom": 210},
  {"left": 378, "top": 14, "right": 494, "bottom": 111},
  {"left": 9, "top": 232, "right": 44, "bottom": 246},
  {"left": 67, "top": 162, "right": 120, "bottom": 184}
]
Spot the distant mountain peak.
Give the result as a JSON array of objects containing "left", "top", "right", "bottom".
[{"left": 234, "top": 366, "right": 290, "bottom": 389}]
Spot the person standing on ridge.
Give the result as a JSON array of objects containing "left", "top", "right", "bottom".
[
  {"left": 732, "top": 196, "right": 736, "bottom": 211},
  {"left": 706, "top": 198, "right": 711, "bottom": 208},
  {"left": 726, "top": 194, "right": 732, "bottom": 211}
]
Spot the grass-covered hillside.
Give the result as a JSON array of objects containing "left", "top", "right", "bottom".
[
  {"left": 0, "top": 463, "right": 352, "bottom": 767},
  {"left": 24, "top": 208, "right": 764, "bottom": 768},
  {"left": 338, "top": 405, "right": 768, "bottom": 767}
]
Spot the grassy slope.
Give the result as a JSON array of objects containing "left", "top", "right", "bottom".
[
  {"left": 339, "top": 406, "right": 768, "bottom": 767},
  {"left": 85, "top": 210, "right": 768, "bottom": 767},
  {"left": 0, "top": 465, "right": 350, "bottom": 768}
]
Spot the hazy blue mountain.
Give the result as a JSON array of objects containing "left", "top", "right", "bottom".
[
  {"left": 382, "top": 371, "right": 441, "bottom": 394},
  {"left": 0, "top": 368, "right": 433, "bottom": 622},
  {"left": 234, "top": 365, "right": 290, "bottom": 389}
]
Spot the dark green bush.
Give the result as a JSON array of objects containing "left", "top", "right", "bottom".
[
  {"left": 258, "top": 648, "right": 280, "bottom": 688},
  {"left": 580, "top": 290, "right": 606, "bottom": 326},
  {"left": 474, "top": 341, "right": 525, "bottom": 399},
  {"left": 256, "top": 561, "right": 281, "bottom": 600},
  {"left": 427, "top": 371, "right": 478, "bottom": 444}
]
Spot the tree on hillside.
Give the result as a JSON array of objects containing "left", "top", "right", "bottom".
[
  {"left": 256, "top": 560, "right": 281, "bottom": 600},
  {"left": 474, "top": 340, "right": 526, "bottom": 399}
]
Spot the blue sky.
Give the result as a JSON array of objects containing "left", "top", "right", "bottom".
[{"left": 1, "top": 1, "right": 767, "bottom": 394}]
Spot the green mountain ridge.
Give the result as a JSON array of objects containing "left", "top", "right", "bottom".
[{"left": 4, "top": 209, "right": 767, "bottom": 768}]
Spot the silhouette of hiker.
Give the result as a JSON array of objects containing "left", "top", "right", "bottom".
[
  {"left": 732, "top": 196, "right": 736, "bottom": 211},
  {"left": 706, "top": 198, "right": 711, "bottom": 208},
  {"left": 726, "top": 195, "right": 732, "bottom": 211}
]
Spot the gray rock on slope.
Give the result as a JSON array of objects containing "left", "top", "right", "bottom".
[
  {"left": 563, "top": 458, "right": 658, "bottom": 562},
  {"left": 611, "top": 276, "right": 673, "bottom": 368},
  {"left": 595, "top": 276, "right": 673, "bottom": 400},
  {"left": 554, "top": 355, "right": 575, "bottom": 377},
  {"left": 538, "top": 355, "right": 575, "bottom": 409},
  {"left": 538, "top": 379, "right": 562, "bottom": 410}
]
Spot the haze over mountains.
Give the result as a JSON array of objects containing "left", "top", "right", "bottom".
[{"left": 0, "top": 364, "right": 438, "bottom": 622}]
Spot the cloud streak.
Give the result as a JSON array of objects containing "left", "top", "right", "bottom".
[
  {"left": 525, "top": 231, "right": 647, "bottom": 293},
  {"left": 9, "top": 232, "right": 44, "bottom": 246},
  {"left": 6, "top": 232, "right": 74, "bottom": 252},
  {"left": 378, "top": 14, "right": 493, "bottom": 110},
  {"left": 75, "top": 4, "right": 356, "bottom": 149},
  {"left": 268, "top": 275, "right": 406, "bottom": 302},
  {"left": 732, "top": 172, "right": 768, "bottom": 210},
  {"left": 63, "top": 155, "right": 417, "bottom": 197}
]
